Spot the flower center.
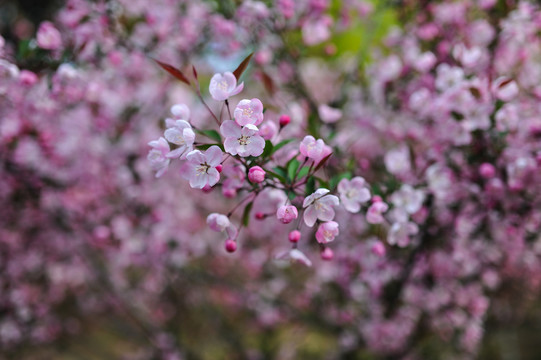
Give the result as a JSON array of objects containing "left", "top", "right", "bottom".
[
  {"left": 346, "top": 189, "right": 357, "bottom": 199},
  {"left": 237, "top": 135, "right": 251, "bottom": 146},
  {"left": 218, "top": 80, "right": 229, "bottom": 91},
  {"left": 196, "top": 162, "right": 210, "bottom": 175},
  {"left": 242, "top": 108, "right": 253, "bottom": 117}
]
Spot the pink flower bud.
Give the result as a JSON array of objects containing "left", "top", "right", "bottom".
[
  {"left": 371, "top": 241, "right": 386, "bottom": 257},
  {"left": 288, "top": 230, "right": 301, "bottom": 243},
  {"left": 255, "top": 212, "right": 265, "bottom": 220},
  {"left": 36, "top": 21, "right": 62, "bottom": 50},
  {"left": 321, "top": 247, "right": 334, "bottom": 260},
  {"left": 225, "top": 239, "right": 237, "bottom": 253},
  {"left": 216, "top": 164, "right": 223, "bottom": 173},
  {"left": 19, "top": 70, "right": 38, "bottom": 86},
  {"left": 277, "top": 205, "right": 298, "bottom": 224},
  {"left": 479, "top": 163, "right": 495, "bottom": 179},
  {"left": 279, "top": 114, "right": 291, "bottom": 127},
  {"left": 202, "top": 184, "right": 213, "bottom": 193},
  {"left": 222, "top": 187, "right": 237, "bottom": 198},
  {"left": 315, "top": 221, "right": 339, "bottom": 243},
  {"left": 248, "top": 166, "right": 266, "bottom": 183}
]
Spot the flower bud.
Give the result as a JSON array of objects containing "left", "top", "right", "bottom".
[
  {"left": 371, "top": 241, "right": 386, "bottom": 257},
  {"left": 288, "top": 230, "right": 301, "bottom": 243},
  {"left": 255, "top": 212, "right": 265, "bottom": 220},
  {"left": 248, "top": 166, "right": 266, "bottom": 183},
  {"left": 279, "top": 114, "right": 291, "bottom": 127},
  {"left": 216, "top": 164, "right": 223, "bottom": 173},
  {"left": 320, "top": 247, "right": 334, "bottom": 260},
  {"left": 277, "top": 205, "right": 298, "bottom": 224},
  {"left": 225, "top": 239, "right": 237, "bottom": 253},
  {"left": 479, "top": 163, "right": 495, "bottom": 179}
]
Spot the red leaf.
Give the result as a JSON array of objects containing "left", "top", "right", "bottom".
[
  {"left": 261, "top": 71, "right": 276, "bottom": 95},
  {"left": 313, "top": 153, "right": 332, "bottom": 172},
  {"left": 233, "top": 52, "right": 253, "bottom": 80},
  {"left": 153, "top": 58, "right": 190, "bottom": 85}
]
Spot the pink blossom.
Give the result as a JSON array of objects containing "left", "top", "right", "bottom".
[
  {"left": 181, "top": 146, "right": 223, "bottom": 189},
  {"left": 390, "top": 185, "right": 425, "bottom": 214},
  {"left": 233, "top": 98, "right": 264, "bottom": 126},
  {"left": 318, "top": 104, "right": 342, "bottom": 123},
  {"left": 259, "top": 121, "right": 277, "bottom": 140},
  {"left": 299, "top": 135, "right": 325, "bottom": 160},
  {"left": 248, "top": 166, "right": 266, "bottom": 183},
  {"left": 384, "top": 146, "right": 411, "bottom": 176},
  {"left": 170, "top": 104, "right": 190, "bottom": 120},
  {"left": 164, "top": 120, "right": 195, "bottom": 159},
  {"left": 303, "top": 188, "right": 340, "bottom": 227},
  {"left": 209, "top": 72, "right": 244, "bottom": 101},
  {"left": 302, "top": 16, "right": 331, "bottom": 46},
  {"left": 388, "top": 221, "right": 418, "bottom": 247},
  {"left": 207, "top": 213, "right": 237, "bottom": 239},
  {"left": 366, "top": 201, "right": 389, "bottom": 224},
  {"left": 220, "top": 120, "right": 265, "bottom": 157},
  {"left": 276, "top": 205, "right": 298, "bottom": 224},
  {"left": 222, "top": 164, "right": 246, "bottom": 197},
  {"left": 492, "top": 77, "right": 519, "bottom": 101},
  {"left": 147, "top": 137, "right": 170, "bottom": 178},
  {"left": 337, "top": 177, "right": 371, "bottom": 213},
  {"left": 315, "top": 221, "right": 339, "bottom": 244},
  {"left": 277, "top": 249, "right": 312, "bottom": 267},
  {"left": 36, "top": 21, "right": 62, "bottom": 50}
]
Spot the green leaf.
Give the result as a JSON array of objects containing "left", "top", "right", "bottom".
[
  {"left": 242, "top": 201, "right": 253, "bottom": 227},
  {"left": 261, "top": 140, "right": 274, "bottom": 158},
  {"left": 305, "top": 176, "right": 316, "bottom": 196},
  {"left": 287, "top": 159, "right": 300, "bottom": 182},
  {"left": 297, "top": 166, "right": 310, "bottom": 180},
  {"left": 288, "top": 192, "right": 296, "bottom": 201},
  {"left": 196, "top": 129, "right": 222, "bottom": 142},
  {"left": 272, "top": 139, "right": 295, "bottom": 153},
  {"left": 196, "top": 143, "right": 224, "bottom": 151},
  {"left": 330, "top": 172, "right": 352, "bottom": 190},
  {"left": 315, "top": 177, "right": 329, "bottom": 189},
  {"left": 268, "top": 167, "right": 287, "bottom": 183}
]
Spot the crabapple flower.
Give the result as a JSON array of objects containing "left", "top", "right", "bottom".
[
  {"left": 315, "top": 221, "right": 339, "bottom": 244},
  {"left": 181, "top": 146, "right": 223, "bottom": 189},
  {"left": 318, "top": 104, "right": 342, "bottom": 123},
  {"left": 259, "top": 121, "right": 278, "bottom": 140},
  {"left": 303, "top": 188, "right": 340, "bottom": 227},
  {"left": 277, "top": 249, "right": 312, "bottom": 267},
  {"left": 299, "top": 135, "right": 326, "bottom": 161},
  {"left": 222, "top": 164, "right": 245, "bottom": 198},
  {"left": 390, "top": 185, "right": 425, "bottom": 215},
  {"left": 170, "top": 104, "right": 190, "bottom": 120},
  {"left": 248, "top": 166, "right": 266, "bottom": 183},
  {"left": 366, "top": 200, "right": 389, "bottom": 224},
  {"left": 276, "top": 205, "right": 298, "bottom": 224},
  {"left": 492, "top": 77, "right": 519, "bottom": 101},
  {"left": 207, "top": 213, "right": 237, "bottom": 239},
  {"left": 164, "top": 120, "right": 195, "bottom": 159},
  {"left": 337, "top": 177, "right": 371, "bottom": 213},
  {"left": 36, "top": 21, "right": 62, "bottom": 50},
  {"left": 209, "top": 72, "right": 244, "bottom": 101},
  {"left": 388, "top": 221, "right": 418, "bottom": 247},
  {"left": 234, "top": 98, "right": 264, "bottom": 126},
  {"left": 147, "top": 137, "right": 170, "bottom": 178},
  {"left": 220, "top": 120, "right": 265, "bottom": 157}
]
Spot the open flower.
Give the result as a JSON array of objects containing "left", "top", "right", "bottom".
[
  {"left": 315, "top": 221, "right": 339, "bottom": 243},
  {"left": 181, "top": 146, "right": 223, "bottom": 189},
  {"left": 234, "top": 98, "right": 264, "bottom": 126},
  {"left": 207, "top": 213, "right": 237, "bottom": 239},
  {"left": 36, "top": 21, "right": 62, "bottom": 50},
  {"left": 276, "top": 248, "right": 312, "bottom": 267},
  {"left": 209, "top": 72, "right": 244, "bottom": 101},
  {"left": 276, "top": 205, "right": 298, "bottom": 224},
  {"left": 147, "top": 137, "right": 170, "bottom": 178},
  {"left": 366, "top": 200, "right": 389, "bottom": 224},
  {"left": 220, "top": 120, "right": 265, "bottom": 157},
  {"left": 338, "top": 177, "right": 371, "bottom": 213},
  {"left": 164, "top": 120, "right": 195, "bottom": 159},
  {"left": 303, "top": 188, "right": 340, "bottom": 227}
]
